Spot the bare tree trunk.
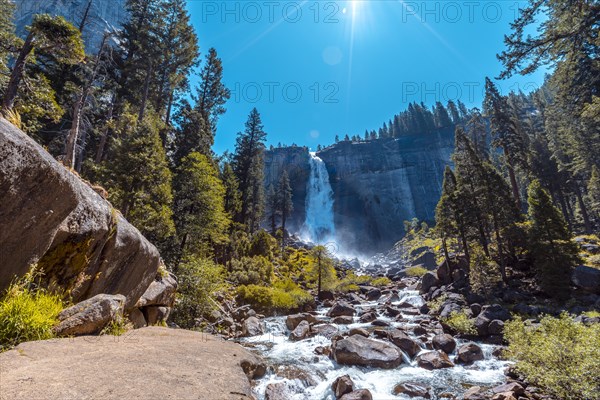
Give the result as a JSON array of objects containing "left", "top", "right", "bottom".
[{"left": 1, "top": 33, "right": 34, "bottom": 115}]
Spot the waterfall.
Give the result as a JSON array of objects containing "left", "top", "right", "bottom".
[{"left": 304, "top": 152, "right": 336, "bottom": 243}]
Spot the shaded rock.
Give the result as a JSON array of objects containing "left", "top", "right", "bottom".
[
  {"left": 470, "top": 303, "right": 482, "bottom": 317},
  {"left": 437, "top": 260, "right": 452, "bottom": 285},
  {"left": 572, "top": 265, "right": 600, "bottom": 293},
  {"left": 240, "top": 357, "right": 267, "bottom": 380},
  {"left": 488, "top": 319, "right": 505, "bottom": 335},
  {"left": 349, "top": 328, "right": 369, "bottom": 337},
  {"left": 333, "top": 334, "right": 403, "bottom": 369},
  {"left": 333, "top": 316, "right": 354, "bottom": 324},
  {"left": 241, "top": 316, "right": 264, "bottom": 337},
  {"left": 416, "top": 351, "right": 454, "bottom": 370},
  {"left": 145, "top": 306, "right": 170, "bottom": 325},
  {"left": 432, "top": 334, "right": 456, "bottom": 354},
  {"left": 54, "top": 294, "right": 125, "bottom": 336},
  {"left": 371, "top": 319, "right": 390, "bottom": 327},
  {"left": 420, "top": 272, "right": 440, "bottom": 294},
  {"left": 332, "top": 375, "right": 354, "bottom": 399},
  {"left": 328, "top": 301, "right": 356, "bottom": 317},
  {"left": 389, "top": 330, "right": 421, "bottom": 359},
  {"left": 339, "top": 389, "right": 373, "bottom": 400},
  {"left": 286, "top": 313, "right": 317, "bottom": 331},
  {"left": 366, "top": 288, "right": 382, "bottom": 301},
  {"left": 319, "top": 290, "right": 335, "bottom": 301},
  {"left": 393, "top": 382, "right": 431, "bottom": 399},
  {"left": 412, "top": 251, "right": 436, "bottom": 270},
  {"left": 456, "top": 343, "right": 484, "bottom": 364},
  {"left": 128, "top": 307, "right": 146, "bottom": 329},
  {"left": 136, "top": 271, "right": 177, "bottom": 308},
  {"left": 0, "top": 119, "right": 161, "bottom": 310},
  {"left": 359, "top": 311, "right": 377, "bottom": 323},
  {"left": 289, "top": 320, "right": 310, "bottom": 341},
  {"left": 476, "top": 304, "right": 510, "bottom": 335}
]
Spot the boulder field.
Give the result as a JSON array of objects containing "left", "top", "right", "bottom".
[{"left": 0, "top": 327, "right": 265, "bottom": 400}]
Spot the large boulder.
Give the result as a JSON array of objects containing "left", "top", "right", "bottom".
[
  {"left": 388, "top": 330, "right": 421, "bottom": 359},
  {"left": 285, "top": 313, "right": 317, "bottom": 330},
  {"left": 136, "top": 271, "right": 177, "bottom": 308},
  {"left": 420, "top": 272, "right": 439, "bottom": 294},
  {"left": 333, "top": 334, "right": 403, "bottom": 369},
  {"left": 328, "top": 301, "right": 356, "bottom": 317},
  {"left": 241, "top": 316, "right": 264, "bottom": 337},
  {"left": 339, "top": 389, "right": 373, "bottom": 400},
  {"left": 0, "top": 118, "right": 161, "bottom": 310},
  {"left": 475, "top": 304, "right": 511, "bottom": 335},
  {"left": 289, "top": 320, "right": 311, "bottom": 341},
  {"left": 332, "top": 375, "right": 354, "bottom": 399},
  {"left": 572, "top": 265, "right": 600, "bottom": 294},
  {"left": 416, "top": 351, "right": 454, "bottom": 370},
  {"left": 54, "top": 294, "right": 126, "bottom": 336},
  {"left": 455, "top": 343, "right": 484, "bottom": 364},
  {"left": 432, "top": 334, "right": 456, "bottom": 354},
  {"left": 393, "top": 382, "right": 431, "bottom": 399}
]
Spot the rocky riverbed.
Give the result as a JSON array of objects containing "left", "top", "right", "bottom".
[{"left": 236, "top": 279, "right": 519, "bottom": 400}]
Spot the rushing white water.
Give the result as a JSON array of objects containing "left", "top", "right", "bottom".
[
  {"left": 303, "top": 152, "right": 336, "bottom": 244},
  {"left": 240, "top": 288, "right": 511, "bottom": 400}
]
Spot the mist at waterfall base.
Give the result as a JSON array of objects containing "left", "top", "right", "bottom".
[{"left": 299, "top": 153, "right": 366, "bottom": 263}]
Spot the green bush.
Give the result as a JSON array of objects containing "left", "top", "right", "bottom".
[
  {"left": 370, "top": 277, "right": 392, "bottom": 287},
  {"left": 237, "top": 282, "right": 312, "bottom": 315},
  {"left": 172, "top": 257, "right": 227, "bottom": 329},
  {"left": 405, "top": 266, "right": 428, "bottom": 277},
  {"left": 504, "top": 314, "right": 600, "bottom": 400},
  {"left": 442, "top": 310, "right": 476, "bottom": 335},
  {"left": 228, "top": 256, "right": 273, "bottom": 286},
  {"left": 0, "top": 268, "right": 63, "bottom": 351}
]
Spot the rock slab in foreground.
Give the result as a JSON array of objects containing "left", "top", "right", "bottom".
[
  {"left": 0, "top": 118, "right": 161, "bottom": 310},
  {"left": 54, "top": 293, "right": 125, "bottom": 336},
  {"left": 0, "top": 327, "right": 261, "bottom": 400}
]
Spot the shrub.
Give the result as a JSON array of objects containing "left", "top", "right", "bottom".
[
  {"left": 370, "top": 277, "right": 392, "bottom": 287},
  {"left": 172, "top": 257, "right": 227, "bottom": 329},
  {"left": 442, "top": 310, "right": 476, "bottom": 335},
  {"left": 405, "top": 266, "right": 428, "bottom": 277},
  {"left": 237, "top": 282, "right": 312, "bottom": 315},
  {"left": 427, "top": 294, "right": 447, "bottom": 314},
  {"left": 0, "top": 267, "right": 63, "bottom": 351},
  {"left": 228, "top": 256, "right": 273, "bottom": 286},
  {"left": 100, "top": 314, "right": 130, "bottom": 336},
  {"left": 504, "top": 314, "right": 600, "bottom": 400}
]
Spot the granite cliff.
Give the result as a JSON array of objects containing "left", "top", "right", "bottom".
[{"left": 264, "top": 128, "right": 455, "bottom": 254}]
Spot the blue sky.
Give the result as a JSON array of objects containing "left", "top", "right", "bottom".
[{"left": 186, "top": 1, "right": 548, "bottom": 154}]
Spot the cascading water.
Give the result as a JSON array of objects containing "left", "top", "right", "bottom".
[{"left": 304, "top": 152, "right": 336, "bottom": 244}]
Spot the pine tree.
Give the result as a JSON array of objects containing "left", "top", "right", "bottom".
[
  {"left": 173, "top": 100, "right": 212, "bottom": 163},
  {"left": 233, "top": 108, "right": 267, "bottom": 232},
  {"left": 194, "top": 48, "right": 230, "bottom": 134},
  {"left": 278, "top": 170, "right": 293, "bottom": 235},
  {"left": 98, "top": 106, "right": 175, "bottom": 247},
  {"left": 436, "top": 166, "right": 470, "bottom": 262},
  {"left": 0, "top": 0, "right": 16, "bottom": 90},
  {"left": 587, "top": 166, "right": 600, "bottom": 221},
  {"left": 1, "top": 14, "right": 84, "bottom": 117},
  {"left": 265, "top": 184, "right": 278, "bottom": 234},
  {"left": 465, "top": 108, "right": 488, "bottom": 157},
  {"left": 433, "top": 101, "right": 452, "bottom": 128},
  {"left": 221, "top": 161, "right": 242, "bottom": 220},
  {"left": 447, "top": 100, "right": 461, "bottom": 124},
  {"left": 527, "top": 180, "right": 580, "bottom": 299},
  {"left": 173, "top": 152, "right": 230, "bottom": 260}
]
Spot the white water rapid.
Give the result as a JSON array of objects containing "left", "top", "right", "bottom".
[
  {"left": 303, "top": 152, "right": 336, "bottom": 244},
  {"left": 240, "top": 287, "right": 510, "bottom": 400}
]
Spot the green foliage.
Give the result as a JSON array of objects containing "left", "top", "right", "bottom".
[
  {"left": 173, "top": 152, "right": 230, "bottom": 258},
  {"left": 527, "top": 180, "right": 580, "bottom": 298},
  {"left": 504, "top": 314, "right": 600, "bottom": 400},
  {"left": 172, "top": 257, "right": 227, "bottom": 329},
  {"left": 370, "top": 277, "right": 391, "bottom": 287},
  {"left": 15, "top": 73, "right": 64, "bottom": 134},
  {"left": 100, "top": 314, "right": 129, "bottom": 336},
  {"left": 426, "top": 294, "right": 448, "bottom": 314},
  {"left": 404, "top": 266, "right": 428, "bottom": 277},
  {"left": 236, "top": 282, "right": 312, "bottom": 315},
  {"left": 0, "top": 0, "right": 16, "bottom": 90},
  {"left": 249, "top": 230, "right": 277, "bottom": 258},
  {"left": 229, "top": 256, "right": 273, "bottom": 286},
  {"left": 0, "top": 267, "right": 63, "bottom": 351},
  {"left": 442, "top": 310, "right": 476, "bottom": 335}
]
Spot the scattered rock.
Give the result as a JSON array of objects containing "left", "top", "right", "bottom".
[
  {"left": 128, "top": 308, "right": 146, "bottom": 329},
  {"left": 349, "top": 328, "right": 369, "bottom": 337},
  {"left": 455, "top": 343, "right": 484, "bottom": 364},
  {"left": 389, "top": 330, "right": 421, "bottom": 359},
  {"left": 333, "top": 334, "right": 403, "bottom": 369},
  {"left": 393, "top": 382, "right": 431, "bottom": 399},
  {"left": 488, "top": 320, "right": 505, "bottom": 335},
  {"left": 54, "top": 294, "right": 126, "bottom": 336},
  {"left": 265, "top": 382, "right": 288, "bottom": 400},
  {"left": 286, "top": 313, "right": 317, "bottom": 330},
  {"left": 492, "top": 382, "right": 525, "bottom": 397},
  {"left": 366, "top": 288, "right": 382, "bottom": 301},
  {"left": 332, "top": 375, "right": 354, "bottom": 399},
  {"left": 420, "top": 272, "right": 440, "bottom": 294},
  {"left": 319, "top": 290, "right": 336, "bottom": 301},
  {"left": 416, "top": 351, "right": 454, "bottom": 370},
  {"left": 371, "top": 319, "right": 390, "bottom": 327},
  {"left": 289, "top": 320, "right": 311, "bottom": 341},
  {"left": 328, "top": 301, "right": 356, "bottom": 317},
  {"left": 432, "top": 334, "right": 456, "bottom": 354},
  {"left": 136, "top": 271, "right": 177, "bottom": 308},
  {"left": 572, "top": 265, "right": 600, "bottom": 294},
  {"left": 313, "top": 324, "right": 339, "bottom": 339},
  {"left": 145, "top": 306, "right": 170, "bottom": 325},
  {"left": 240, "top": 357, "right": 267, "bottom": 380},
  {"left": 359, "top": 311, "right": 377, "bottom": 323},
  {"left": 463, "top": 386, "right": 485, "bottom": 400},
  {"left": 241, "top": 316, "right": 264, "bottom": 337},
  {"left": 333, "top": 316, "right": 354, "bottom": 324}
]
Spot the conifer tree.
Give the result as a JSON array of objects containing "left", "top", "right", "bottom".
[
  {"left": 194, "top": 48, "right": 230, "bottom": 134},
  {"left": 436, "top": 166, "right": 470, "bottom": 262},
  {"left": 588, "top": 166, "right": 600, "bottom": 221},
  {"left": 447, "top": 100, "right": 461, "bottom": 124},
  {"left": 265, "top": 184, "right": 278, "bottom": 234},
  {"left": 221, "top": 162, "right": 242, "bottom": 220},
  {"left": 173, "top": 152, "right": 230, "bottom": 260},
  {"left": 278, "top": 170, "right": 293, "bottom": 235},
  {"left": 527, "top": 180, "right": 580, "bottom": 299},
  {"left": 0, "top": 0, "right": 16, "bottom": 90},
  {"left": 233, "top": 108, "right": 267, "bottom": 232}
]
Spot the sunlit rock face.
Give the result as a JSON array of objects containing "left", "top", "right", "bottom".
[
  {"left": 14, "top": 0, "right": 128, "bottom": 51},
  {"left": 264, "top": 128, "right": 454, "bottom": 254}
]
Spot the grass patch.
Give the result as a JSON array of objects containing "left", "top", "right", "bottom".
[
  {"left": 427, "top": 294, "right": 448, "bottom": 314},
  {"left": 100, "top": 313, "right": 130, "bottom": 336},
  {"left": 0, "top": 267, "right": 64, "bottom": 351},
  {"left": 405, "top": 266, "right": 428, "bottom": 277},
  {"left": 583, "top": 310, "right": 600, "bottom": 318},
  {"left": 237, "top": 281, "right": 313, "bottom": 315},
  {"left": 370, "top": 277, "right": 392, "bottom": 287},
  {"left": 504, "top": 314, "right": 600, "bottom": 400},
  {"left": 442, "top": 310, "right": 476, "bottom": 335}
]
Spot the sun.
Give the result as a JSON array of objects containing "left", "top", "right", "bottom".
[{"left": 350, "top": 0, "right": 362, "bottom": 14}]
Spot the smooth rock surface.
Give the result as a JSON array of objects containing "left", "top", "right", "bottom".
[
  {"left": 0, "top": 327, "right": 261, "bottom": 400},
  {"left": 54, "top": 294, "right": 125, "bottom": 336},
  {"left": 333, "top": 334, "right": 403, "bottom": 369}
]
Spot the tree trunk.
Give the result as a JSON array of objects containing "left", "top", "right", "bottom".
[
  {"left": 1, "top": 33, "right": 34, "bottom": 114},
  {"left": 507, "top": 163, "right": 521, "bottom": 209}
]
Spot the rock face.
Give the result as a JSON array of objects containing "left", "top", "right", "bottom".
[
  {"left": 0, "top": 327, "right": 261, "bottom": 400},
  {"left": 54, "top": 294, "right": 125, "bottom": 336},
  {"left": 0, "top": 119, "right": 161, "bottom": 310},
  {"left": 264, "top": 129, "right": 454, "bottom": 253},
  {"left": 332, "top": 334, "right": 403, "bottom": 369},
  {"left": 15, "top": 0, "right": 128, "bottom": 51},
  {"left": 572, "top": 265, "right": 600, "bottom": 293}
]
